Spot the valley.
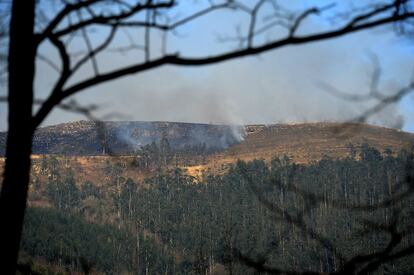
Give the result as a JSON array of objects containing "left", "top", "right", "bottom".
[{"left": 1, "top": 121, "right": 414, "bottom": 274}]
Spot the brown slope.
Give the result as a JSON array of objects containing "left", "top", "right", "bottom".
[
  {"left": 1, "top": 122, "right": 413, "bottom": 183},
  {"left": 188, "top": 122, "right": 414, "bottom": 176}
]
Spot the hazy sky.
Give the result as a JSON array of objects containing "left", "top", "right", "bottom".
[{"left": 1, "top": 1, "right": 413, "bottom": 132}]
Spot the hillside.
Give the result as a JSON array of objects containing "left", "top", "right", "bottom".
[
  {"left": 1, "top": 121, "right": 413, "bottom": 181},
  {"left": 1, "top": 121, "right": 413, "bottom": 274},
  {"left": 204, "top": 122, "right": 414, "bottom": 173},
  {"left": 18, "top": 140, "right": 414, "bottom": 274},
  {"left": 1, "top": 121, "right": 413, "bottom": 158},
  {"left": 0, "top": 121, "right": 244, "bottom": 156}
]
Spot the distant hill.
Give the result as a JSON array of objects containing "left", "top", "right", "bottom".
[
  {"left": 0, "top": 121, "right": 413, "bottom": 164},
  {"left": 0, "top": 121, "right": 244, "bottom": 156},
  {"left": 219, "top": 122, "right": 414, "bottom": 163}
]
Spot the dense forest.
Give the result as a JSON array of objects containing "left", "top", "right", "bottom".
[{"left": 19, "top": 143, "right": 414, "bottom": 274}]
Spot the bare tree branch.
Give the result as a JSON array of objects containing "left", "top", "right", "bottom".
[
  {"left": 32, "top": 4, "right": 414, "bottom": 129},
  {"left": 77, "top": 10, "right": 99, "bottom": 76},
  {"left": 43, "top": 0, "right": 175, "bottom": 40},
  {"left": 39, "top": 0, "right": 103, "bottom": 41}
]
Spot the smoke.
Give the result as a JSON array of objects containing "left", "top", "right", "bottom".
[
  {"left": 111, "top": 121, "right": 245, "bottom": 151},
  {"left": 368, "top": 105, "right": 404, "bottom": 129},
  {"left": 71, "top": 21, "right": 410, "bottom": 134},
  {"left": 115, "top": 125, "right": 143, "bottom": 151},
  {"left": 6, "top": 13, "right": 412, "bottom": 134}
]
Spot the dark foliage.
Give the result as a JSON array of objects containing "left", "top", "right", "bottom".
[{"left": 21, "top": 145, "right": 414, "bottom": 274}]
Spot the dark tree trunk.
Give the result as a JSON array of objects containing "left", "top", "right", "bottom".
[{"left": 0, "top": 0, "right": 36, "bottom": 273}]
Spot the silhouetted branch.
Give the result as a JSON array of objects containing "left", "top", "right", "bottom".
[
  {"left": 44, "top": 1, "right": 174, "bottom": 39},
  {"left": 34, "top": 10, "right": 414, "bottom": 129},
  {"left": 288, "top": 3, "right": 336, "bottom": 38},
  {"left": 77, "top": 10, "right": 99, "bottom": 76},
  {"left": 144, "top": 7, "right": 150, "bottom": 62},
  {"left": 247, "top": 0, "right": 266, "bottom": 48},
  {"left": 354, "top": 82, "right": 414, "bottom": 123},
  {"left": 27, "top": 1, "right": 414, "bottom": 131},
  {"left": 71, "top": 24, "right": 118, "bottom": 73},
  {"left": 318, "top": 55, "right": 414, "bottom": 140}
]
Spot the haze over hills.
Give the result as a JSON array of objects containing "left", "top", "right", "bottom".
[
  {"left": 0, "top": 120, "right": 244, "bottom": 156},
  {"left": 0, "top": 120, "right": 413, "bottom": 161}
]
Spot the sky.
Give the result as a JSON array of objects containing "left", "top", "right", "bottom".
[{"left": 0, "top": 0, "right": 413, "bottom": 132}]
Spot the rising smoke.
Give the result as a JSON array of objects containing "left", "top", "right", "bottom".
[{"left": 5, "top": 12, "right": 412, "bottom": 134}]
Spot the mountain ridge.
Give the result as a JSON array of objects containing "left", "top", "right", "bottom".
[
  {"left": 0, "top": 120, "right": 245, "bottom": 156},
  {"left": 0, "top": 121, "right": 413, "bottom": 163}
]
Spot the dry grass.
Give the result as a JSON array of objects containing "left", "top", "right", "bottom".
[{"left": 1, "top": 122, "right": 413, "bottom": 187}]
